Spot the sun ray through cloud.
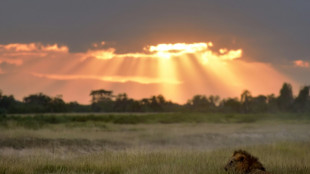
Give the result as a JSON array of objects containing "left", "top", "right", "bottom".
[{"left": 0, "top": 41, "right": 299, "bottom": 104}]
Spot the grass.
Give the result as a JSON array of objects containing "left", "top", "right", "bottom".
[
  {"left": 1, "top": 112, "right": 309, "bottom": 129},
  {"left": 0, "top": 113, "right": 309, "bottom": 173},
  {"left": 0, "top": 142, "right": 309, "bottom": 174}
]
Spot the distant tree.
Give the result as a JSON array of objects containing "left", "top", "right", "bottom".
[
  {"left": 138, "top": 95, "right": 173, "bottom": 112},
  {"left": 240, "top": 90, "right": 252, "bottom": 113},
  {"left": 149, "top": 95, "right": 164, "bottom": 111},
  {"left": 0, "top": 94, "right": 16, "bottom": 114},
  {"left": 140, "top": 98, "right": 152, "bottom": 112},
  {"left": 126, "top": 100, "right": 142, "bottom": 112},
  {"left": 266, "top": 94, "right": 278, "bottom": 112},
  {"left": 187, "top": 95, "right": 210, "bottom": 112},
  {"left": 251, "top": 95, "right": 268, "bottom": 113},
  {"left": 90, "top": 89, "right": 114, "bottom": 103},
  {"left": 156, "top": 95, "right": 166, "bottom": 105},
  {"left": 49, "top": 95, "right": 67, "bottom": 112},
  {"left": 90, "top": 89, "right": 114, "bottom": 112},
  {"left": 277, "top": 83, "right": 294, "bottom": 111},
  {"left": 154, "top": 95, "right": 179, "bottom": 112},
  {"left": 23, "top": 93, "right": 52, "bottom": 112},
  {"left": 208, "top": 95, "right": 220, "bottom": 106},
  {"left": 66, "top": 101, "right": 92, "bottom": 112},
  {"left": 208, "top": 95, "right": 220, "bottom": 112},
  {"left": 114, "top": 93, "right": 130, "bottom": 112},
  {"left": 293, "top": 86, "right": 310, "bottom": 112},
  {"left": 219, "top": 97, "right": 241, "bottom": 113},
  {"left": 24, "top": 93, "right": 52, "bottom": 105}
]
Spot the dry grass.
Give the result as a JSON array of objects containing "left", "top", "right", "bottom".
[
  {"left": 1, "top": 121, "right": 309, "bottom": 150},
  {"left": 0, "top": 142, "right": 309, "bottom": 174},
  {"left": 0, "top": 113, "right": 309, "bottom": 173}
]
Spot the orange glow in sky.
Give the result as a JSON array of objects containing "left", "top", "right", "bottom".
[
  {"left": 1, "top": 43, "right": 68, "bottom": 52},
  {"left": 32, "top": 73, "right": 182, "bottom": 85},
  {"left": 294, "top": 60, "right": 309, "bottom": 68},
  {"left": 0, "top": 41, "right": 298, "bottom": 104}
]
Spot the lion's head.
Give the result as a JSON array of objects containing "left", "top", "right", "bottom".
[{"left": 224, "top": 150, "right": 268, "bottom": 174}]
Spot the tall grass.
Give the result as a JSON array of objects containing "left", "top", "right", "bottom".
[
  {"left": 1, "top": 113, "right": 309, "bottom": 129},
  {"left": 0, "top": 142, "right": 309, "bottom": 174},
  {"left": 0, "top": 113, "right": 309, "bottom": 173}
]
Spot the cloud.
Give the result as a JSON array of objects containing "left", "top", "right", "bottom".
[
  {"left": 0, "top": 43, "right": 70, "bottom": 74},
  {"left": 32, "top": 73, "right": 182, "bottom": 85},
  {"left": 0, "top": 43, "right": 68, "bottom": 58},
  {"left": 0, "top": 43, "right": 68, "bottom": 52},
  {"left": 0, "top": 58, "right": 23, "bottom": 66},
  {"left": 0, "top": 41, "right": 298, "bottom": 104},
  {"left": 218, "top": 49, "right": 243, "bottom": 60},
  {"left": 293, "top": 60, "right": 309, "bottom": 68},
  {"left": 85, "top": 42, "right": 242, "bottom": 60}
]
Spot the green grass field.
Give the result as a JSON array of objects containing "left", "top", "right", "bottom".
[{"left": 0, "top": 113, "right": 309, "bottom": 174}]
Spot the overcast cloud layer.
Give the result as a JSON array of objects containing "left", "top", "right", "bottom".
[{"left": 0, "top": 0, "right": 309, "bottom": 103}]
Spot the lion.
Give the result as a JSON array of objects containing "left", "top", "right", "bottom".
[{"left": 224, "top": 150, "right": 271, "bottom": 174}]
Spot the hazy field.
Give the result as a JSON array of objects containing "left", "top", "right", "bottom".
[{"left": 0, "top": 113, "right": 309, "bottom": 174}]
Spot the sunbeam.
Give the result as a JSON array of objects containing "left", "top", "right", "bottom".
[{"left": 0, "top": 42, "right": 298, "bottom": 103}]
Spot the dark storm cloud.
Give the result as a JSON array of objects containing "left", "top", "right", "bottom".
[{"left": 1, "top": 0, "right": 310, "bottom": 63}]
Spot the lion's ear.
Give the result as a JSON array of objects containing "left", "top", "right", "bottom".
[{"left": 239, "top": 156, "right": 244, "bottom": 162}]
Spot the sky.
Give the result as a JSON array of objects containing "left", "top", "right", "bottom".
[{"left": 0, "top": 0, "right": 309, "bottom": 104}]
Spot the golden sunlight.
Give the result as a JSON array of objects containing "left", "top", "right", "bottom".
[
  {"left": 148, "top": 42, "right": 210, "bottom": 59},
  {"left": 294, "top": 60, "right": 309, "bottom": 68},
  {"left": 80, "top": 42, "right": 246, "bottom": 102},
  {"left": 32, "top": 73, "right": 182, "bottom": 85},
  {"left": 0, "top": 41, "right": 297, "bottom": 104},
  {"left": 87, "top": 42, "right": 242, "bottom": 61}
]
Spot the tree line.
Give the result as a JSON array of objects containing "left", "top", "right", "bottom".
[{"left": 0, "top": 83, "right": 309, "bottom": 114}]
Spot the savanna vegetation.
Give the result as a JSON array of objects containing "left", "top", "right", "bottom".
[
  {"left": 1, "top": 82, "right": 309, "bottom": 173},
  {"left": 0, "top": 112, "right": 310, "bottom": 174},
  {"left": 1, "top": 142, "right": 309, "bottom": 174},
  {"left": 0, "top": 82, "right": 310, "bottom": 114}
]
